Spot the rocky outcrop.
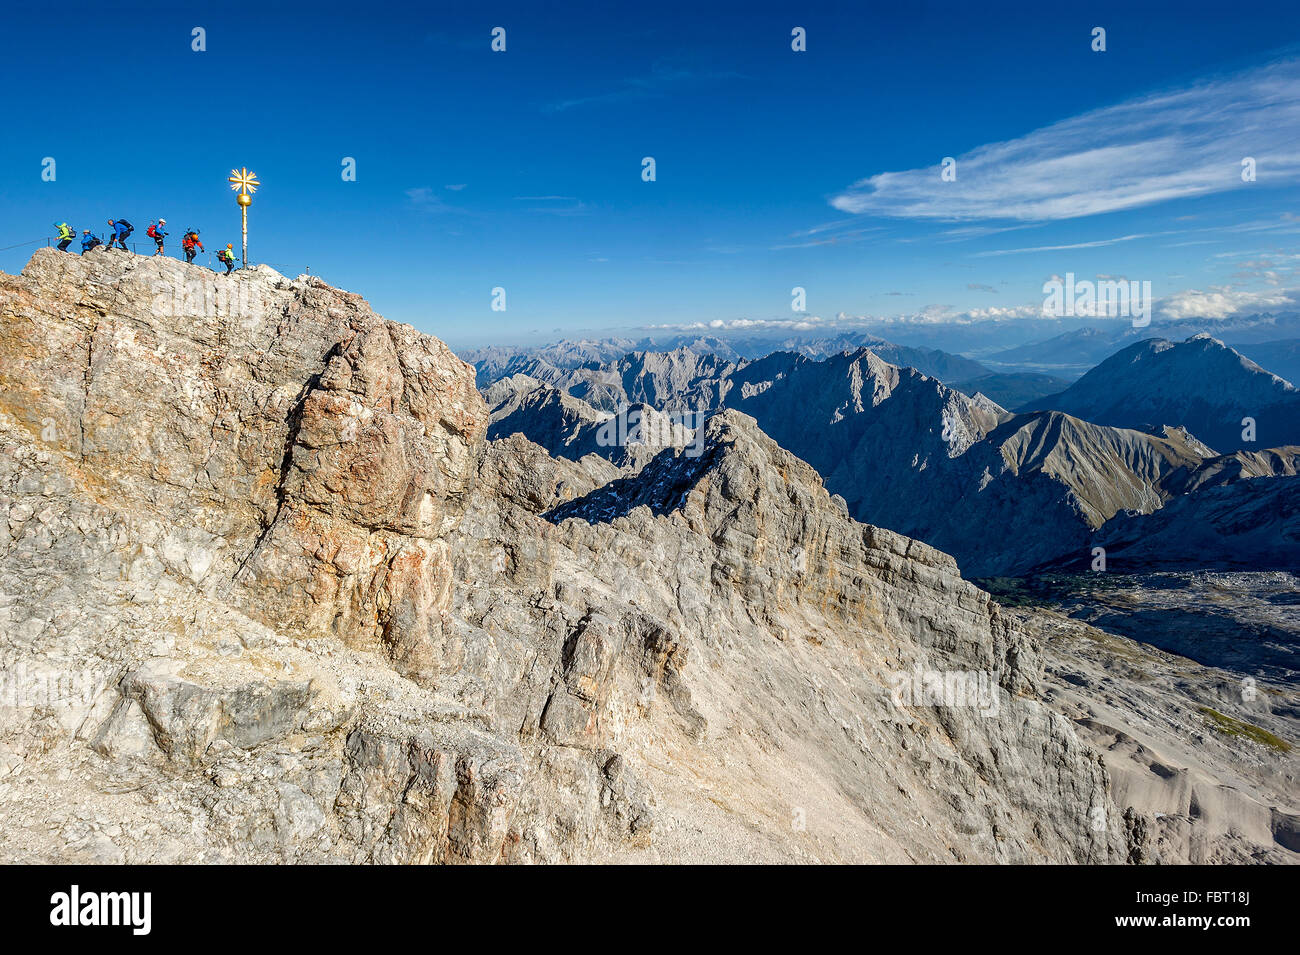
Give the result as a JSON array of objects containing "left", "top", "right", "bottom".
[
  {"left": 1, "top": 247, "right": 485, "bottom": 687},
  {"left": 0, "top": 248, "right": 1290, "bottom": 864},
  {"left": 538, "top": 411, "right": 1124, "bottom": 862}
]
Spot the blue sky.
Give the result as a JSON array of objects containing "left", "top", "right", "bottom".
[{"left": 2, "top": 0, "right": 1298, "bottom": 349}]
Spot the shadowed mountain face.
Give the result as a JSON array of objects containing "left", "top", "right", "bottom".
[
  {"left": 1022, "top": 335, "right": 1300, "bottom": 452},
  {"left": 1160, "top": 447, "right": 1300, "bottom": 496},
  {"left": 1080, "top": 477, "right": 1300, "bottom": 574},
  {"left": 951, "top": 371, "right": 1074, "bottom": 409}
]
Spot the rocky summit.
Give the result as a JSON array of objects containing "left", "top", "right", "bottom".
[{"left": 0, "top": 247, "right": 1295, "bottom": 864}]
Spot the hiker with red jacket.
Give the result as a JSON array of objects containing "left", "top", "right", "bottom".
[
  {"left": 182, "top": 229, "right": 204, "bottom": 263},
  {"left": 147, "top": 219, "right": 168, "bottom": 256}
]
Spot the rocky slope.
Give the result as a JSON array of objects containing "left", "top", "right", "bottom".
[
  {"left": 1032, "top": 600, "right": 1299, "bottom": 863},
  {"left": 0, "top": 248, "right": 1293, "bottom": 864}
]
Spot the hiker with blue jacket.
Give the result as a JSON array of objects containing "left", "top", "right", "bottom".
[
  {"left": 108, "top": 218, "right": 133, "bottom": 251},
  {"left": 80, "top": 230, "right": 103, "bottom": 254}
]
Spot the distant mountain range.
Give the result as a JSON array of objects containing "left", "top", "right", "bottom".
[
  {"left": 1021, "top": 334, "right": 1300, "bottom": 452},
  {"left": 467, "top": 337, "right": 990, "bottom": 398},
  {"left": 473, "top": 327, "right": 1300, "bottom": 576},
  {"left": 483, "top": 349, "right": 1292, "bottom": 575},
  {"left": 983, "top": 312, "right": 1300, "bottom": 376}
]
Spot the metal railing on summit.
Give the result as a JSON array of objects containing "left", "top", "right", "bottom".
[{"left": 1, "top": 236, "right": 53, "bottom": 253}]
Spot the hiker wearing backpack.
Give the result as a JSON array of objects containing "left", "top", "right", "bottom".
[
  {"left": 217, "top": 244, "right": 236, "bottom": 275},
  {"left": 109, "top": 218, "right": 133, "bottom": 251},
  {"left": 147, "top": 219, "right": 168, "bottom": 256},
  {"left": 55, "top": 222, "right": 75, "bottom": 253},
  {"left": 80, "top": 230, "right": 103, "bottom": 254},
  {"left": 182, "top": 229, "right": 204, "bottom": 264}
]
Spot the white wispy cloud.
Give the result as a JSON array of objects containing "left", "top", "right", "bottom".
[
  {"left": 830, "top": 58, "right": 1300, "bottom": 221},
  {"left": 770, "top": 226, "right": 884, "bottom": 249},
  {"left": 405, "top": 187, "right": 451, "bottom": 213},
  {"left": 1157, "top": 286, "right": 1300, "bottom": 319},
  {"left": 974, "top": 231, "right": 1175, "bottom": 256},
  {"left": 644, "top": 303, "right": 1049, "bottom": 333},
  {"left": 513, "top": 196, "right": 591, "bottom": 216}
]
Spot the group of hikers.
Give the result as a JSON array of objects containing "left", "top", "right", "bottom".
[{"left": 54, "top": 219, "right": 240, "bottom": 274}]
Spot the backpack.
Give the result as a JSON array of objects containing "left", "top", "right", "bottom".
[
  {"left": 118, "top": 219, "right": 133, "bottom": 233},
  {"left": 146, "top": 224, "right": 157, "bottom": 238}
]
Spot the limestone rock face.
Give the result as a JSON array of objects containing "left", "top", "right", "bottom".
[
  {"left": 1, "top": 248, "right": 485, "bottom": 684},
  {"left": 0, "top": 248, "right": 1288, "bottom": 864}
]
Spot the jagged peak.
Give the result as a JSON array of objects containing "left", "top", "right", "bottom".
[{"left": 546, "top": 410, "right": 809, "bottom": 524}]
